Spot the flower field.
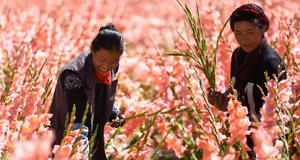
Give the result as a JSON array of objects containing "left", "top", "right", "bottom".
[{"left": 0, "top": 0, "right": 300, "bottom": 159}]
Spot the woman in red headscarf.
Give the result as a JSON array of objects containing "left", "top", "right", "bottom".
[{"left": 206, "top": 3, "right": 286, "bottom": 158}]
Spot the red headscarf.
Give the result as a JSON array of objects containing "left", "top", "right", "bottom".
[{"left": 230, "top": 3, "right": 269, "bottom": 31}]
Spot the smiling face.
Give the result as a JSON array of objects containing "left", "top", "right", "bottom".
[
  {"left": 233, "top": 21, "right": 266, "bottom": 53},
  {"left": 91, "top": 48, "right": 121, "bottom": 75}
]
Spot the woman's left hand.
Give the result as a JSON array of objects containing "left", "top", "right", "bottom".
[
  {"left": 249, "top": 113, "right": 261, "bottom": 129},
  {"left": 249, "top": 113, "right": 261, "bottom": 122}
]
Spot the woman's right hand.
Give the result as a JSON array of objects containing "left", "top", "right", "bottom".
[
  {"left": 207, "top": 88, "right": 225, "bottom": 107},
  {"left": 110, "top": 118, "right": 126, "bottom": 128}
]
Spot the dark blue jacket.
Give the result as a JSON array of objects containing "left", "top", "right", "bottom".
[{"left": 226, "top": 45, "right": 286, "bottom": 114}]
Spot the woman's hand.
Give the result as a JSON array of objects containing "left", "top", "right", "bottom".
[
  {"left": 110, "top": 118, "right": 126, "bottom": 128},
  {"left": 207, "top": 88, "right": 225, "bottom": 107},
  {"left": 249, "top": 113, "right": 261, "bottom": 122},
  {"left": 109, "top": 113, "right": 126, "bottom": 128},
  {"left": 249, "top": 113, "right": 261, "bottom": 129},
  {"left": 109, "top": 110, "right": 126, "bottom": 128}
]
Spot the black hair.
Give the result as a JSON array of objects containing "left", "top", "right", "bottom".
[
  {"left": 230, "top": 4, "right": 269, "bottom": 32},
  {"left": 91, "top": 23, "right": 124, "bottom": 54}
]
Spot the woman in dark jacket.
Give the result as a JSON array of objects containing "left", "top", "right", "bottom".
[
  {"left": 50, "top": 23, "right": 125, "bottom": 160},
  {"left": 207, "top": 3, "right": 286, "bottom": 158}
]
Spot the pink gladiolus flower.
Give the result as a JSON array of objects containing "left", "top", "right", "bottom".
[
  {"left": 292, "top": 154, "right": 300, "bottom": 160},
  {"left": 52, "top": 126, "right": 84, "bottom": 159},
  {"left": 52, "top": 145, "right": 72, "bottom": 160},
  {"left": 227, "top": 98, "right": 251, "bottom": 154},
  {"left": 0, "top": 120, "right": 9, "bottom": 135},
  {"left": 196, "top": 137, "right": 220, "bottom": 160},
  {"left": 251, "top": 126, "right": 279, "bottom": 160},
  {"left": 0, "top": 120, "right": 9, "bottom": 156},
  {"left": 104, "top": 125, "right": 112, "bottom": 143},
  {"left": 19, "top": 114, "right": 52, "bottom": 139},
  {"left": 165, "top": 134, "right": 186, "bottom": 158},
  {"left": 122, "top": 137, "right": 152, "bottom": 160},
  {"left": 293, "top": 130, "right": 300, "bottom": 155},
  {"left": 222, "top": 146, "right": 239, "bottom": 160},
  {"left": 10, "top": 131, "right": 54, "bottom": 160}
]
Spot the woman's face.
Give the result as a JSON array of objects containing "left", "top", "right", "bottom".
[
  {"left": 91, "top": 48, "right": 122, "bottom": 74},
  {"left": 233, "top": 21, "right": 266, "bottom": 53}
]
